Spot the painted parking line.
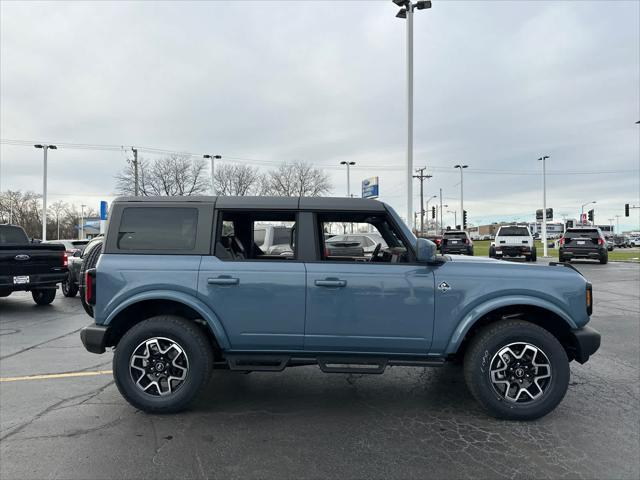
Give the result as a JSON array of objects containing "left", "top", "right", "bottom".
[{"left": 0, "top": 370, "right": 113, "bottom": 383}]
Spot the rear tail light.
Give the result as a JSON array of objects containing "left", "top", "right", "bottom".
[
  {"left": 559, "top": 237, "right": 565, "bottom": 246},
  {"left": 62, "top": 252, "right": 68, "bottom": 267},
  {"left": 85, "top": 268, "right": 96, "bottom": 305},
  {"left": 598, "top": 237, "right": 604, "bottom": 246}
]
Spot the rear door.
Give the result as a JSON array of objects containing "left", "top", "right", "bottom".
[{"left": 197, "top": 208, "right": 306, "bottom": 351}]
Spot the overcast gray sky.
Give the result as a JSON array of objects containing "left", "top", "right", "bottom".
[{"left": 1, "top": 0, "right": 639, "bottom": 230}]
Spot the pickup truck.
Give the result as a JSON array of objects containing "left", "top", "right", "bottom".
[
  {"left": 80, "top": 196, "right": 600, "bottom": 420},
  {"left": 0, "top": 224, "right": 68, "bottom": 305},
  {"left": 490, "top": 225, "right": 537, "bottom": 262}
]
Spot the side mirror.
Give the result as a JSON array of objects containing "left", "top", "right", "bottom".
[{"left": 415, "top": 238, "right": 437, "bottom": 263}]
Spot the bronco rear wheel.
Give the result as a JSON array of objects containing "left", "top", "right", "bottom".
[
  {"left": 463, "top": 320, "right": 569, "bottom": 420},
  {"left": 113, "top": 315, "right": 213, "bottom": 413}
]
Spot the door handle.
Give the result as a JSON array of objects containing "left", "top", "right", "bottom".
[
  {"left": 208, "top": 277, "right": 239, "bottom": 286},
  {"left": 315, "top": 279, "right": 347, "bottom": 288}
]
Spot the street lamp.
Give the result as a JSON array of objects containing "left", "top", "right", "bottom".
[
  {"left": 538, "top": 155, "right": 550, "bottom": 257},
  {"left": 453, "top": 165, "right": 468, "bottom": 225},
  {"left": 34, "top": 144, "right": 57, "bottom": 241},
  {"left": 581, "top": 201, "right": 596, "bottom": 224},
  {"left": 80, "top": 204, "right": 87, "bottom": 240},
  {"left": 392, "top": 0, "right": 432, "bottom": 229},
  {"left": 447, "top": 209, "right": 457, "bottom": 228},
  {"left": 340, "top": 161, "right": 356, "bottom": 197},
  {"left": 203, "top": 154, "right": 222, "bottom": 195},
  {"left": 424, "top": 194, "right": 437, "bottom": 234}
]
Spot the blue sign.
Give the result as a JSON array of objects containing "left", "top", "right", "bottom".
[
  {"left": 100, "top": 201, "right": 108, "bottom": 220},
  {"left": 362, "top": 177, "right": 379, "bottom": 199}
]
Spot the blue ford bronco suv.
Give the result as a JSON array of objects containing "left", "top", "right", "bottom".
[{"left": 80, "top": 196, "right": 600, "bottom": 420}]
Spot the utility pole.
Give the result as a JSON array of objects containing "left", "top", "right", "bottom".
[
  {"left": 413, "top": 167, "right": 432, "bottom": 235},
  {"left": 34, "top": 144, "right": 57, "bottom": 241},
  {"left": 454, "top": 165, "right": 468, "bottom": 229},
  {"left": 538, "top": 156, "right": 550, "bottom": 257},
  {"left": 131, "top": 147, "right": 139, "bottom": 196},
  {"left": 203, "top": 154, "right": 222, "bottom": 195},
  {"left": 392, "top": 0, "right": 432, "bottom": 229}
]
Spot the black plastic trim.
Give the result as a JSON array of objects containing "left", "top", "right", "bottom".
[
  {"left": 569, "top": 326, "right": 601, "bottom": 364},
  {"left": 80, "top": 324, "right": 110, "bottom": 354}
]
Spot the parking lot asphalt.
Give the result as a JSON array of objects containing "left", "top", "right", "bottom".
[{"left": 1, "top": 260, "right": 638, "bottom": 480}]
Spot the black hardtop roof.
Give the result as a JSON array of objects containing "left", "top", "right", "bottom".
[{"left": 112, "top": 196, "right": 387, "bottom": 212}]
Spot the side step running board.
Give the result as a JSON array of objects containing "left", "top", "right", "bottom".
[
  {"left": 226, "top": 354, "right": 290, "bottom": 372},
  {"left": 318, "top": 357, "right": 388, "bottom": 374}
]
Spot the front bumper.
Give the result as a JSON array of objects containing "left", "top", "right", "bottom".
[
  {"left": 568, "top": 326, "right": 601, "bottom": 364},
  {"left": 80, "top": 324, "right": 110, "bottom": 354}
]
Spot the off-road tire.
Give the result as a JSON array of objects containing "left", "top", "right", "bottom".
[
  {"left": 489, "top": 246, "right": 495, "bottom": 258},
  {"left": 531, "top": 248, "right": 537, "bottom": 262},
  {"left": 80, "top": 241, "right": 103, "bottom": 316},
  {"left": 463, "top": 320, "right": 569, "bottom": 420},
  {"left": 32, "top": 289, "right": 56, "bottom": 306},
  {"left": 113, "top": 315, "right": 214, "bottom": 414},
  {"left": 61, "top": 273, "right": 79, "bottom": 297},
  {"left": 599, "top": 253, "right": 608, "bottom": 265}
]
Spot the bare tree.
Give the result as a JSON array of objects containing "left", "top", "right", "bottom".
[
  {"left": 214, "top": 164, "right": 264, "bottom": 196},
  {"left": 264, "top": 161, "right": 331, "bottom": 197},
  {"left": 114, "top": 154, "right": 209, "bottom": 196}
]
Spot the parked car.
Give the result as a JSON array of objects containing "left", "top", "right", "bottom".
[
  {"left": 325, "top": 233, "right": 387, "bottom": 257},
  {"left": 440, "top": 230, "right": 473, "bottom": 256},
  {"left": 0, "top": 224, "right": 68, "bottom": 305},
  {"left": 80, "top": 196, "right": 600, "bottom": 420},
  {"left": 62, "top": 236, "right": 102, "bottom": 298},
  {"left": 612, "top": 235, "right": 630, "bottom": 248},
  {"left": 425, "top": 235, "right": 443, "bottom": 251},
  {"left": 558, "top": 227, "right": 608, "bottom": 264},
  {"left": 43, "top": 239, "right": 89, "bottom": 255},
  {"left": 604, "top": 237, "right": 614, "bottom": 252},
  {"left": 253, "top": 225, "right": 293, "bottom": 256},
  {"left": 630, "top": 236, "right": 640, "bottom": 247},
  {"left": 490, "top": 225, "right": 536, "bottom": 262}
]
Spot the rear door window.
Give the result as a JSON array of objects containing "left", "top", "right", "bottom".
[
  {"left": 564, "top": 229, "right": 599, "bottom": 239},
  {"left": 498, "top": 227, "right": 529, "bottom": 236},
  {"left": 117, "top": 207, "right": 198, "bottom": 250}
]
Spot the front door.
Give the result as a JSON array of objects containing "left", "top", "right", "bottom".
[{"left": 304, "top": 211, "right": 435, "bottom": 354}]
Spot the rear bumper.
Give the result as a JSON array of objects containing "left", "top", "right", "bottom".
[
  {"left": 0, "top": 272, "right": 67, "bottom": 292},
  {"left": 80, "top": 324, "right": 110, "bottom": 354},
  {"left": 568, "top": 326, "right": 601, "bottom": 364},
  {"left": 560, "top": 248, "right": 604, "bottom": 259},
  {"left": 495, "top": 246, "right": 531, "bottom": 257}
]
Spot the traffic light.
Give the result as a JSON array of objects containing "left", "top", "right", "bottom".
[
  {"left": 625, "top": 203, "right": 630, "bottom": 217},
  {"left": 588, "top": 209, "right": 594, "bottom": 222},
  {"left": 431, "top": 206, "right": 436, "bottom": 219},
  {"left": 463, "top": 210, "right": 468, "bottom": 229}
]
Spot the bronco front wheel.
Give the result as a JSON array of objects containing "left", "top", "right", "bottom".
[
  {"left": 113, "top": 315, "right": 213, "bottom": 413},
  {"left": 463, "top": 320, "right": 569, "bottom": 420}
]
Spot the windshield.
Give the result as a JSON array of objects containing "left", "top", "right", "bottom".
[
  {"left": 564, "top": 229, "right": 600, "bottom": 239},
  {"left": 498, "top": 227, "right": 529, "bottom": 236}
]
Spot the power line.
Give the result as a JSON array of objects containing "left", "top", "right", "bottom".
[{"left": 1, "top": 138, "right": 638, "bottom": 175}]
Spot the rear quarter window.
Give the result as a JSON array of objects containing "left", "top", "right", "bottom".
[{"left": 117, "top": 207, "right": 198, "bottom": 250}]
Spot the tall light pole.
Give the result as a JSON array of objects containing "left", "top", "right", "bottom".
[
  {"left": 453, "top": 165, "right": 468, "bottom": 227},
  {"left": 447, "top": 210, "right": 457, "bottom": 229},
  {"left": 80, "top": 204, "right": 86, "bottom": 240},
  {"left": 340, "top": 161, "right": 356, "bottom": 197},
  {"left": 581, "top": 200, "right": 596, "bottom": 225},
  {"left": 393, "top": 0, "right": 432, "bottom": 228},
  {"left": 425, "top": 194, "right": 437, "bottom": 234},
  {"left": 538, "top": 155, "right": 550, "bottom": 257},
  {"left": 203, "top": 154, "right": 222, "bottom": 195},
  {"left": 34, "top": 144, "right": 57, "bottom": 241},
  {"left": 615, "top": 215, "right": 621, "bottom": 234}
]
